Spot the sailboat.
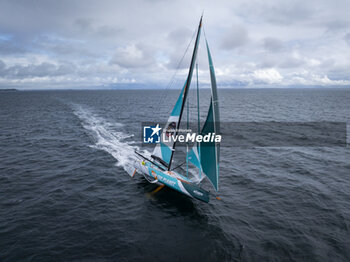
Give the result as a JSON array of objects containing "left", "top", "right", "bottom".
[{"left": 131, "top": 15, "right": 220, "bottom": 203}]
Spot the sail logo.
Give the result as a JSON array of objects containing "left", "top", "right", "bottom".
[{"left": 143, "top": 124, "right": 162, "bottom": 143}]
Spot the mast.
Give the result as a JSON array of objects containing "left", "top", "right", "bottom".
[{"left": 167, "top": 15, "right": 203, "bottom": 170}]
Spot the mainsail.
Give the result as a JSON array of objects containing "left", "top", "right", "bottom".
[
  {"left": 152, "top": 16, "right": 202, "bottom": 169},
  {"left": 188, "top": 39, "right": 220, "bottom": 191},
  {"left": 152, "top": 16, "right": 220, "bottom": 191}
]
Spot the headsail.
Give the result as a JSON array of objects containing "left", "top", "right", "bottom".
[
  {"left": 188, "top": 39, "right": 220, "bottom": 191},
  {"left": 152, "top": 16, "right": 203, "bottom": 169}
]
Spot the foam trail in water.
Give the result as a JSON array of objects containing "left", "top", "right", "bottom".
[
  {"left": 72, "top": 104, "right": 143, "bottom": 174},
  {"left": 71, "top": 104, "right": 204, "bottom": 182}
]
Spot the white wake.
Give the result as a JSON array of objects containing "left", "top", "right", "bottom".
[
  {"left": 72, "top": 104, "right": 142, "bottom": 174},
  {"left": 71, "top": 104, "right": 204, "bottom": 183}
]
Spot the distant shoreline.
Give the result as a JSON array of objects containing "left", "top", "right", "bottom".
[
  {"left": 0, "top": 89, "right": 18, "bottom": 92},
  {"left": 1, "top": 86, "right": 350, "bottom": 91}
]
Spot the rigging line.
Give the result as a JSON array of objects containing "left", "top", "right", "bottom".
[
  {"left": 158, "top": 30, "right": 197, "bottom": 116},
  {"left": 171, "top": 160, "right": 186, "bottom": 171},
  {"left": 186, "top": 81, "right": 190, "bottom": 178},
  {"left": 154, "top": 28, "right": 197, "bottom": 115},
  {"left": 203, "top": 25, "right": 208, "bottom": 42},
  {"left": 168, "top": 16, "right": 203, "bottom": 171},
  {"left": 196, "top": 61, "right": 202, "bottom": 179},
  {"left": 134, "top": 151, "right": 166, "bottom": 171}
]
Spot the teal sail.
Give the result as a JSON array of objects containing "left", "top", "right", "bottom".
[
  {"left": 152, "top": 16, "right": 202, "bottom": 168},
  {"left": 188, "top": 39, "right": 220, "bottom": 191}
]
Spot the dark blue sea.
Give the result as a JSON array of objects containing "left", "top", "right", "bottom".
[{"left": 0, "top": 88, "right": 349, "bottom": 261}]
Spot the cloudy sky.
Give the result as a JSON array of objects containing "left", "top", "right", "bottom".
[{"left": 0, "top": 0, "right": 350, "bottom": 89}]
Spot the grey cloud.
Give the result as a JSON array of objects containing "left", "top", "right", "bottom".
[
  {"left": 319, "top": 59, "right": 335, "bottom": 69},
  {"left": 0, "top": 39, "right": 27, "bottom": 55},
  {"left": 221, "top": 25, "right": 248, "bottom": 50},
  {"left": 74, "top": 18, "right": 122, "bottom": 38},
  {"left": 165, "top": 50, "right": 191, "bottom": 70},
  {"left": 167, "top": 27, "right": 193, "bottom": 45},
  {"left": 0, "top": 0, "right": 78, "bottom": 38},
  {"left": 265, "top": 4, "right": 312, "bottom": 25},
  {"left": 278, "top": 57, "right": 304, "bottom": 68},
  {"left": 263, "top": 37, "right": 284, "bottom": 52},
  {"left": 325, "top": 20, "right": 350, "bottom": 33},
  {"left": 75, "top": 18, "right": 94, "bottom": 32},
  {"left": 328, "top": 68, "right": 350, "bottom": 82},
  {"left": 35, "top": 35, "right": 98, "bottom": 58},
  {"left": 0, "top": 60, "right": 5, "bottom": 71},
  {"left": 0, "top": 61, "right": 75, "bottom": 79},
  {"left": 344, "top": 33, "right": 350, "bottom": 46},
  {"left": 240, "top": 0, "right": 314, "bottom": 25},
  {"left": 257, "top": 53, "right": 304, "bottom": 69},
  {"left": 165, "top": 27, "right": 193, "bottom": 69},
  {"left": 258, "top": 56, "right": 278, "bottom": 68}
]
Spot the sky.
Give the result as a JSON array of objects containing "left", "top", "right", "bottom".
[{"left": 0, "top": 0, "right": 350, "bottom": 89}]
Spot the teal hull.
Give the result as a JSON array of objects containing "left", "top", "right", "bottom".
[{"left": 141, "top": 161, "right": 210, "bottom": 203}]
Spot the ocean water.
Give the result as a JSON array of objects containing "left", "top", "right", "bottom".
[{"left": 0, "top": 88, "right": 349, "bottom": 261}]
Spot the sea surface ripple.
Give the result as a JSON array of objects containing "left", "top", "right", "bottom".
[{"left": 0, "top": 89, "right": 349, "bottom": 261}]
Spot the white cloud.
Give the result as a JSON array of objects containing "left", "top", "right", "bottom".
[
  {"left": 253, "top": 68, "right": 283, "bottom": 84},
  {"left": 290, "top": 71, "right": 350, "bottom": 86},
  {"left": 110, "top": 44, "right": 155, "bottom": 69}
]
